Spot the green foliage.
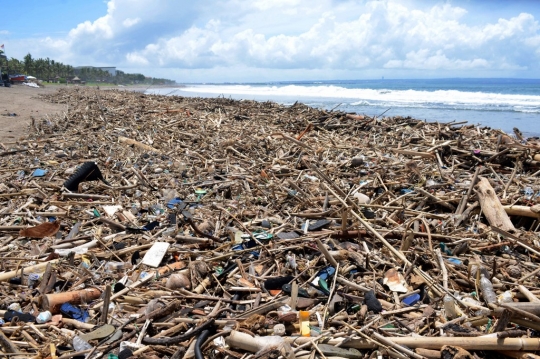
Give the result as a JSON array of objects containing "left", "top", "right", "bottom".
[{"left": 1, "top": 53, "right": 176, "bottom": 85}]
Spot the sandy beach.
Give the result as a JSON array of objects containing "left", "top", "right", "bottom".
[
  {"left": 0, "top": 84, "right": 154, "bottom": 143},
  {"left": 0, "top": 85, "right": 66, "bottom": 142}
]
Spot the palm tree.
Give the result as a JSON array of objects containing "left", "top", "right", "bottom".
[
  {"left": 8, "top": 58, "right": 23, "bottom": 74},
  {"left": 45, "top": 57, "right": 51, "bottom": 82},
  {"left": 23, "top": 53, "right": 33, "bottom": 74}
]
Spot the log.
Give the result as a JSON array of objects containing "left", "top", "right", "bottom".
[
  {"left": 285, "top": 336, "right": 540, "bottom": 351},
  {"left": 504, "top": 205, "right": 540, "bottom": 219},
  {"left": 475, "top": 177, "right": 515, "bottom": 232},
  {"left": 43, "top": 288, "right": 102, "bottom": 313},
  {"left": 0, "top": 259, "right": 60, "bottom": 282}
]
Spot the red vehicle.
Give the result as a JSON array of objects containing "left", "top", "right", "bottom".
[{"left": 9, "top": 74, "right": 26, "bottom": 84}]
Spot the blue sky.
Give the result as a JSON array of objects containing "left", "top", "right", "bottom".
[{"left": 2, "top": 0, "right": 540, "bottom": 82}]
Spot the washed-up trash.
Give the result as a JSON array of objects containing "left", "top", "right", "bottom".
[
  {"left": 264, "top": 276, "right": 294, "bottom": 290},
  {"left": 167, "top": 197, "right": 183, "bottom": 209},
  {"left": 4, "top": 310, "right": 36, "bottom": 323},
  {"left": 36, "top": 311, "right": 52, "bottom": 324},
  {"left": 383, "top": 268, "right": 408, "bottom": 293},
  {"left": 0, "top": 87, "right": 539, "bottom": 359},
  {"left": 276, "top": 231, "right": 299, "bottom": 240},
  {"left": 364, "top": 290, "right": 383, "bottom": 313},
  {"left": 19, "top": 220, "right": 60, "bottom": 238},
  {"left": 402, "top": 293, "right": 421, "bottom": 306},
  {"left": 64, "top": 161, "right": 111, "bottom": 191},
  {"left": 32, "top": 168, "right": 48, "bottom": 177},
  {"left": 307, "top": 219, "right": 331, "bottom": 231},
  {"left": 60, "top": 303, "right": 90, "bottom": 322},
  {"left": 141, "top": 242, "right": 170, "bottom": 267},
  {"left": 79, "top": 324, "right": 115, "bottom": 341}
]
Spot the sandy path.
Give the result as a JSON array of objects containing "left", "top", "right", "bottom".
[{"left": 0, "top": 85, "right": 67, "bottom": 143}]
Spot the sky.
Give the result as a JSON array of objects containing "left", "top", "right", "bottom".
[{"left": 1, "top": 0, "right": 540, "bottom": 82}]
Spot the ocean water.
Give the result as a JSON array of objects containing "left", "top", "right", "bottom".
[{"left": 146, "top": 78, "right": 540, "bottom": 136}]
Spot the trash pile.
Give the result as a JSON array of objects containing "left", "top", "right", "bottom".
[{"left": 0, "top": 87, "right": 539, "bottom": 359}]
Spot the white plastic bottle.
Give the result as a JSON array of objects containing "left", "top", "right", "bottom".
[
  {"left": 480, "top": 274, "right": 497, "bottom": 305},
  {"left": 72, "top": 335, "right": 92, "bottom": 351}
]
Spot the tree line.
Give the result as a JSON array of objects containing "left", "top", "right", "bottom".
[{"left": 2, "top": 53, "right": 175, "bottom": 85}]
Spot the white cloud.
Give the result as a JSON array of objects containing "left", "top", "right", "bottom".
[
  {"left": 123, "top": 18, "right": 140, "bottom": 28},
  {"left": 9, "top": 0, "right": 540, "bottom": 80}
]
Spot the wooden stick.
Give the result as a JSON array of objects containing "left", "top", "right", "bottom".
[
  {"left": 101, "top": 285, "right": 112, "bottom": 324},
  {"left": 0, "top": 260, "right": 60, "bottom": 282},
  {"left": 456, "top": 166, "right": 482, "bottom": 215},
  {"left": 0, "top": 330, "right": 20, "bottom": 354},
  {"left": 504, "top": 205, "right": 540, "bottom": 219},
  {"left": 284, "top": 336, "right": 540, "bottom": 351},
  {"left": 61, "top": 193, "right": 111, "bottom": 200},
  {"left": 315, "top": 239, "right": 339, "bottom": 267}
]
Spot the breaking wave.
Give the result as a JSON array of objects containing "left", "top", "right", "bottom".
[{"left": 177, "top": 84, "right": 540, "bottom": 114}]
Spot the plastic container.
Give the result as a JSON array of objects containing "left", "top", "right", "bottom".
[
  {"left": 72, "top": 335, "right": 92, "bottom": 351},
  {"left": 36, "top": 311, "right": 52, "bottom": 324},
  {"left": 105, "top": 261, "right": 132, "bottom": 273},
  {"left": 480, "top": 274, "right": 497, "bottom": 305},
  {"left": 299, "top": 311, "right": 310, "bottom": 337},
  {"left": 497, "top": 290, "right": 514, "bottom": 304}
]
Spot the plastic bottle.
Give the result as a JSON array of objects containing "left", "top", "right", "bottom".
[
  {"left": 299, "top": 311, "right": 310, "bottom": 337},
  {"left": 480, "top": 274, "right": 497, "bottom": 305},
  {"left": 524, "top": 187, "right": 534, "bottom": 200},
  {"left": 36, "top": 311, "right": 52, "bottom": 324},
  {"left": 72, "top": 335, "right": 92, "bottom": 351},
  {"left": 443, "top": 294, "right": 458, "bottom": 319}
]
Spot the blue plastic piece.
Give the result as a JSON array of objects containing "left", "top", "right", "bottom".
[
  {"left": 318, "top": 266, "right": 336, "bottom": 280},
  {"left": 60, "top": 303, "right": 89, "bottom": 322},
  {"left": 167, "top": 197, "right": 183, "bottom": 209},
  {"left": 32, "top": 168, "right": 48, "bottom": 177},
  {"left": 447, "top": 258, "right": 462, "bottom": 265},
  {"left": 402, "top": 293, "right": 421, "bottom": 306}
]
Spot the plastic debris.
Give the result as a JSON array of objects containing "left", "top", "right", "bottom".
[{"left": 0, "top": 87, "right": 538, "bottom": 358}]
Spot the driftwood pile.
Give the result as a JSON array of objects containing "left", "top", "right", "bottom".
[{"left": 0, "top": 87, "right": 540, "bottom": 359}]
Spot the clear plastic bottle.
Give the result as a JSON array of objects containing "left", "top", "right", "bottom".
[
  {"left": 72, "top": 335, "right": 93, "bottom": 351},
  {"left": 480, "top": 274, "right": 497, "bottom": 305}
]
